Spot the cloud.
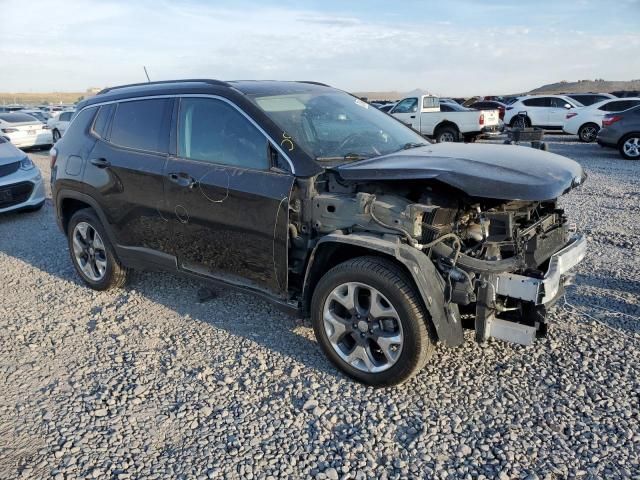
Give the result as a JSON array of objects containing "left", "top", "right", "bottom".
[{"left": 0, "top": 0, "right": 638, "bottom": 95}]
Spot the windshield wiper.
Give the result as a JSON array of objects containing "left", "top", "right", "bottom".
[
  {"left": 401, "top": 142, "right": 428, "bottom": 150},
  {"left": 316, "top": 152, "right": 370, "bottom": 162}
]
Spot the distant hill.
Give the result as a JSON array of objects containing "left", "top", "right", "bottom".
[{"left": 528, "top": 79, "right": 640, "bottom": 95}]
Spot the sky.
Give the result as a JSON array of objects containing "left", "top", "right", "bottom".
[{"left": 0, "top": 0, "right": 638, "bottom": 96}]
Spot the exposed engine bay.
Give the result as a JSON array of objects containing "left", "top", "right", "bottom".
[{"left": 289, "top": 172, "right": 586, "bottom": 346}]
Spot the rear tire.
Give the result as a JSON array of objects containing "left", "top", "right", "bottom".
[
  {"left": 311, "top": 256, "right": 435, "bottom": 386},
  {"left": 619, "top": 134, "right": 640, "bottom": 160},
  {"left": 67, "top": 208, "right": 129, "bottom": 290},
  {"left": 578, "top": 123, "right": 599, "bottom": 143},
  {"left": 435, "top": 126, "right": 459, "bottom": 143},
  {"left": 52, "top": 129, "right": 61, "bottom": 142}
]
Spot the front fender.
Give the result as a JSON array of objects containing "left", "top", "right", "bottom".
[{"left": 304, "top": 232, "right": 464, "bottom": 347}]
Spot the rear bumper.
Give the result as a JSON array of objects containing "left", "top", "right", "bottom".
[
  {"left": 7, "top": 131, "right": 53, "bottom": 149},
  {"left": 494, "top": 234, "right": 587, "bottom": 305},
  {"left": 479, "top": 125, "right": 501, "bottom": 136}
]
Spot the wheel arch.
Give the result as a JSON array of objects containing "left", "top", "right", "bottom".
[
  {"left": 56, "top": 190, "right": 115, "bottom": 242},
  {"left": 617, "top": 131, "right": 640, "bottom": 147},
  {"left": 434, "top": 120, "right": 459, "bottom": 135},
  {"left": 301, "top": 232, "right": 464, "bottom": 347}
]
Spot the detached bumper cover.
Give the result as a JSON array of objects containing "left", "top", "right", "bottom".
[{"left": 494, "top": 234, "right": 587, "bottom": 305}]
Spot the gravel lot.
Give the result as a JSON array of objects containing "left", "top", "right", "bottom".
[{"left": 1, "top": 135, "right": 638, "bottom": 480}]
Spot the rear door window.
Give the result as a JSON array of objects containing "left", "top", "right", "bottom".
[
  {"left": 110, "top": 99, "right": 171, "bottom": 153},
  {"left": 522, "top": 98, "right": 548, "bottom": 107}
]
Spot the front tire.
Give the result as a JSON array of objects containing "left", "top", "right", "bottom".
[
  {"left": 52, "top": 129, "right": 61, "bottom": 142},
  {"left": 67, "top": 209, "right": 129, "bottom": 290},
  {"left": 619, "top": 134, "right": 640, "bottom": 160},
  {"left": 311, "top": 256, "right": 435, "bottom": 386},
  {"left": 578, "top": 123, "right": 599, "bottom": 142}
]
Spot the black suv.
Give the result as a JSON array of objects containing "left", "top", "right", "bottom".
[{"left": 52, "top": 80, "right": 587, "bottom": 386}]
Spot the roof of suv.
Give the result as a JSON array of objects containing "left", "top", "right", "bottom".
[{"left": 77, "top": 79, "right": 334, "bottom": 110}]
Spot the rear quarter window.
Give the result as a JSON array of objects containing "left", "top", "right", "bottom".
[{"left": 91, "top": 104, "right": 115, "bottom": 139}]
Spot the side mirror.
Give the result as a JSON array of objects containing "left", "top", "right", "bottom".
[{"left": 564, "top": 103, "right": 572, "bottom": 109}]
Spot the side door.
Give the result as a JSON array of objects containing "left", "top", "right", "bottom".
[
  {"left": 164, "top": 96, "right": 294, "bottom": 297},
  {"left": 84, "top": 98, "right": 175, "bottom": 256},
  {"left": 521, "top": 97, "right": 549, "bottom": 126},
  {"left": 390, "top": 97, "right": 419, "bottom": 130}
]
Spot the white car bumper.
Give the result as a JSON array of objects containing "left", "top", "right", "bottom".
[
  {"left": 6, "top": 130, "right": 53, "bottom": 149},
  {"left": 0, "top": 165, "right": 46, "bottom": 213}
]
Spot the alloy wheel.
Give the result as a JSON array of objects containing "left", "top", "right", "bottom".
[
  {"left": 580, "top": 125, "right": 598, "bottom": 142},
  {"left": 623, "top": 137, "right": 640, "bottom": 158},
  {"left": 438, "top": 131, "right": 456, "bottom": 142},
  {"left": 72, "top": 222, "right": 108, "bottom": 281},
  {"left": 322, "top": 282, "right": 404, "bottom": 373}
]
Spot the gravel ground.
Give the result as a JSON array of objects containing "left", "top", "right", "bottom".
[{"left": 0, "top": 135, "right": 638, "bottom": 480}]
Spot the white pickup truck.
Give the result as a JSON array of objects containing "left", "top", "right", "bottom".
[{"left": 390, "top": 95, "right": 500, "bottom": 142}]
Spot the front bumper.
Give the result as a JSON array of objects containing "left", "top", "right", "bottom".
[
  {"left": 0, "top": 167, "right": 46, "bottom": 213},
  {"left": 494, "top": 234, "right": 587, "bottom": 305}
]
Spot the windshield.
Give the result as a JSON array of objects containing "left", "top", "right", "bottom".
[{"left": 249, "top": 90, "right": 428, "bottom": 162}]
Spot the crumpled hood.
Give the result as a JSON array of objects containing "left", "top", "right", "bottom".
[
  {"left": 0, "top": 140, "right": 26, "bottom": 166},
  {"left": 332, "top": 142, "right": 586, "bottom": 201}
]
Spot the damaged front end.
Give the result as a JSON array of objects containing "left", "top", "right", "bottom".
[{"left": 293, "top": 166, "right": 586, "bottom": 347}]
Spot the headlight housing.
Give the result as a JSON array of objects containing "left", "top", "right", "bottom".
[{"left": 19, "top": 157, "right": 35, "bottom": 170}]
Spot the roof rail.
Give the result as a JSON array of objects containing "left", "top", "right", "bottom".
[
  {"left": 98, "top": 79, "right": 230, "bottom": 95},
  {"left": 297, "top": 80, "right": 331, "bottom": 87}
]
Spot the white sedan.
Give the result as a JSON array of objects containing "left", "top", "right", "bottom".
[
  {"left": 0, "top": 112, "right": 52, "bottom": 149},
  {"left": 563, "top": 97, "right": 640, "bottom": 142}
]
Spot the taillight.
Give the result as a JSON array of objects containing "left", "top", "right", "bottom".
[
  {"left": 50, "top": 147, "right": 58, "bottom": 169},
  {"left": 602, "top": 115, "right": 622, "bottom": 127},
  {"left": 566, "top": 112, "right": 578, "bottom": 119},
  {"left": 479, "top": 113, "right": 485, "bottom": 125}
]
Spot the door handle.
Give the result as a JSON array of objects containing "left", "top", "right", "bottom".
[
  {"left": 168, "top": 172, "right": 197, "bottom": 189},
  {"left": 410, "top": 115, "right": 416, "bottom": 119},
  {"left": 90, "top": 158, "right": 110, "bottom": 168}
]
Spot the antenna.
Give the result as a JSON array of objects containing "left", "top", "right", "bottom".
[{"left": 143, "top": 66, "right": 151, "bottom": 83}]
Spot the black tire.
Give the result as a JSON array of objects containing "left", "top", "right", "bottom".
[
  {"left": 435, "top": 126, "right": 459, "bottom": 143},
  {"left": 578, "top": 123, "right": 599, "bottom": 143},
  {"left": 618, "top": 133, "right": 640, "bottom": 160},
  {"left": 311, "top": 256, "right": 435, "bottom": 386},
  {"left": 52, "top": 129, "right": 61, "bottom": 142},
  {"left": 67, "top": 208, "right": 129, "bottom": 290}
]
